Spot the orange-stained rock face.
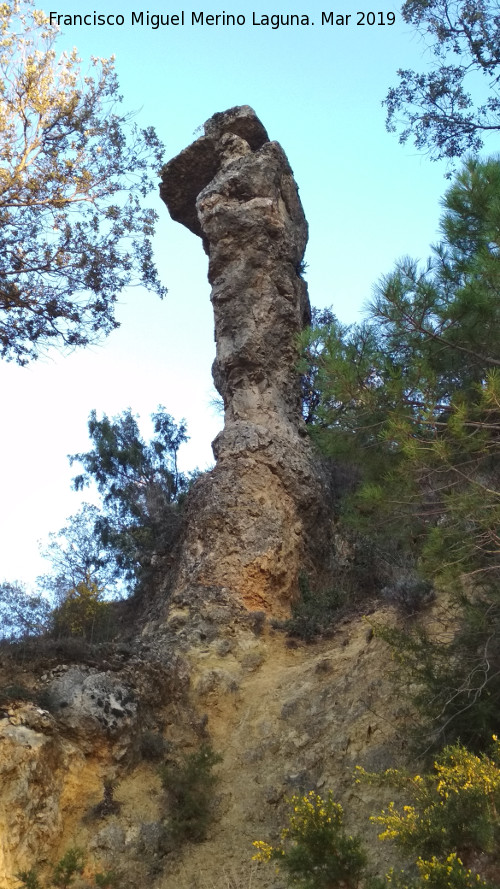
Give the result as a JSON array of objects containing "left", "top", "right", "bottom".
[
  {"left": 0, "top": 703, "right": 105, "bottom": 886},
  {"left": 161, "top": 107, "right": 333, "bottom": 614},
  {"left": 179, "top": 454, "right": 301, "bottom": 614}
]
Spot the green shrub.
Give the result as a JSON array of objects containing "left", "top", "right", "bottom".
[
  {"left": 385, "top": 855, "right": 494, "bottom": 889},
  {"left": 15, "top": 849, "right": 121, "bottom": 889},
  {"left": 16, "top": 871, "right": 42, "bottom": 889},
  {"left": 355, "top": 739, "right": 500, "bottom": 889},
  {"left": 276, "top": 574, "right": 348, "bottom": 641},
  {"left": 140, "top": 729, "right": 170, "bottom": 762},
  {"left": 277, "top": 540, "right": 388, "bottom": 642},
  {"left": 0, "top": 683, "right": 34, "bottom": 706},
  {"left": 253, "top": 790, "right": 366, "bottom": 889},
  {"left": 374, "top": 596, "right": 500, "bottom": 756},
  {"left": 358, "top": 740, "right": 500, "bottom": 862},
  {"left": 18, "top": 849, "right": 84, "bottom": 889},
  {"left": 52, "top": 848, "right": 85, "bottom": 889},
  {"left": 159, "top": 743, "right": 222, "bottom": 842},
  {"left": 94, "top": 871, "right": 120, "bottom": 888},
  {"left": 256, "top": 743, "right": 500, "bottom": 889}
]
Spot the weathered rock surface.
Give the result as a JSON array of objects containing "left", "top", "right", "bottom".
[
  {"left": 0, "top": 703, "right": 103, "bottom": 884},
  {"left": 161, "top": 107, "right": 333, "bottom": 614},
  {"left": 47, "top": 667, "right": 137, "bottom": 742},
  {"left": 0, "top": 608, "right": 407, "bottom": 889}
]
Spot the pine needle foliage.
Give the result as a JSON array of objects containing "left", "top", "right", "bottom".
[
  {"left": 16, "top": 848, "right": 119, "bottom": 889},
  {"left": 304, "top": 157, "right": 500, "bottom": 751},
  {"left": 51, "top": 849, "right": 85, "bottom": 889},
  {"left": 70, "top": 406, "right": 189, "bottom": 591},
  {"left": 159, "top": 743, "right": 222, "bottom": 843}
]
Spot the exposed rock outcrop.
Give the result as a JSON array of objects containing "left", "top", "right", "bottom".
[
  {"left": 161, "top": 106, "right": 332, "bottom": 614},
  {"left": 0, "top": 109, "right": 417, "bottom": 889},
  {"left": 0, "top": 609, "right": 406, "bottom": 889},
  {"left": 47, "top": 667, "right": 137, "bottom": 744},
  {"left": 0, "top": 649, "right": 193, "bottom": 886},
  {"left": 0, "top": 702, "right": 103, "bottom": 883}
]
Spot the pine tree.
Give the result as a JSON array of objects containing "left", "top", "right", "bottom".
[
  {"left": 305, "top": 158, "right": 500, "bottom": 750},
  {"left": 70, "top": 407, "right": 189, "bottom": 589}
]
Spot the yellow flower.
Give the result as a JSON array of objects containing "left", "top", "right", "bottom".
[{"left": 251, "top": 841, "right": 273, "bottom": 862}]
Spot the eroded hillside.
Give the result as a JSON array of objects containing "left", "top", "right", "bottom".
[{"left": 0, "top": 599, "right": 408, "bottom": 888}]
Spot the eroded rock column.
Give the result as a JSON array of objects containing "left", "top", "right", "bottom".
[{"left": 161, "top": 107, "right": 330, "bottom": 615}]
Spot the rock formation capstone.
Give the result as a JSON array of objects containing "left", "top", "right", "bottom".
[{"left": 161, "top": 106, "right": 332, "bottom": 614}]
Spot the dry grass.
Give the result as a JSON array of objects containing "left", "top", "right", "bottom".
[{"left": 183, "top": 861, "right": 261, "bottom": 889}]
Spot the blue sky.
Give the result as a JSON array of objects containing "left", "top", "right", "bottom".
[{"left": 0, "top": 1, "right": 477, "bottom": 588}]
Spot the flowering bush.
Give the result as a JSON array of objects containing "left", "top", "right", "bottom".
[
  {"left": 384, "top": 855, "right": 493, "bottom": 889},
  {"left": 253, "top": 790, "right": 366, "bottom": 889},
  {"left": 418, "top": 855, "right": 491, "bottom": 889},
  {"left": 255, "top": 742, "right": 500, "bottom": 889},
  {"left": 356, "top": 739, "right": 500, "bottom": 861}
]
